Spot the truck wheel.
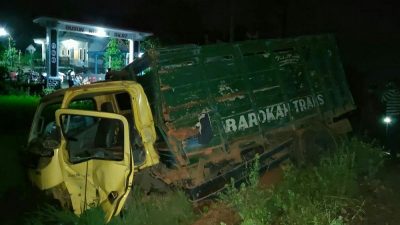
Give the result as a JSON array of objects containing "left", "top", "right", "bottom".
[{"left": 294, "top": 125, "right": 338, "bottom": 165}]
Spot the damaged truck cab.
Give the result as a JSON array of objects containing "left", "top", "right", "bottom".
[
  {"left": 27, "top": 82, "right": 159, "bottom": 220},
  {"left": 27, "top": 34, "right": 355, "bottom": 221}
]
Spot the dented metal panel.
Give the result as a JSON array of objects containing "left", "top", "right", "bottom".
[{"left": 143, "top": 35, "right": 354, "bottom": 165}]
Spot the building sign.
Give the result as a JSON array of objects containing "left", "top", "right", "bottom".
[
  {"left": 65, "top": 25, "right": 84, "bottom": 32},
  {"left": 113, "top": 32, "right": 128, "bottom": 38},
  {"left": 50, "top": 29, "right": 58, "bottom": 77},
  {"left": 62, "top": 24, "right": 131, "bottom": 39}
]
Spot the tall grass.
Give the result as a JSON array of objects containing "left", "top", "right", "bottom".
[
  {"left": 219, "top": 138, "right": 385, "bottom": 225},
  {"left": 25, "top": 190, "right": 196, "bottom": 225}
]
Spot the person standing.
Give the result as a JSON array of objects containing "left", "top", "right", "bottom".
[
  {"left": 67, "top": 69, "right": 75, "bottom": 88},
  {"left": 381, "top": 81, "right": 400, "bottom": 160}
]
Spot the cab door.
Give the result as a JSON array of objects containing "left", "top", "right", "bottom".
[{"left": 55, "top": 109, "right": 134, "bottom": 221}]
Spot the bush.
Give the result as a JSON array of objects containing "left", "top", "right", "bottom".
[
  {"left": 347, "top": 138, "right": 385, "bottom": 178},
  {"left": 219, "top": 138, "right": 384, "bottom": 225}
]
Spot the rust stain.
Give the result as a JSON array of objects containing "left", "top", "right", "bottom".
[
  {"left": 215, "top": 92, "right": 246, "bottom": 102},
  {"left": 165, "top": 138, "right": 187, "bottom": 166},
  {"left": 167, "top": 100, "right": 206, "bottom": 112},
  {"left": 162, "top": 103, "right": 171, "bottom": 121},
  {"left": 167, "top": 127, "right": 198, "bottom": 141}
]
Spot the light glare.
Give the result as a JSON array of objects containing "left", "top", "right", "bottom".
[
  {"left": 384, "top": 116, "right": 392, "bottom": 124},
  {"left": 62, "top": 39, "right": 78, "bottom": 49},
  {"left": 34, "top": 38, "right": 44, "bottom": 45},
  {"left": 94, "top": 27, "right": 107, "bottom": 37},
  {"left": 0, "top": 27, "right": 9, "bottom": 37}
]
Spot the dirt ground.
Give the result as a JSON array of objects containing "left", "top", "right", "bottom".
[
  {"left": 192, "top": 202, "right": 242, "bottom": 225},
  {"left": 357, "top": 161, "right": 400, "bottom": 225}
]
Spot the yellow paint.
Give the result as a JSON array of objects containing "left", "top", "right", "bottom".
[
  {"left": 28, "top": 81, "right": 160, "bottom": 222},
  {"left": 28, "top": 148, "right": 63, "bottom": 190}
]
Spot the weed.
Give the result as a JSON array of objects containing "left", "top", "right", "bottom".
[
  {"left": 219, "top": 155, "right": 276, "bottom": 225},
  {"left": 218, "top": 138, "right": 384, "bottom": 225},
  {"left": 347, "top": 138, "right": 385, "bottom": 178},
  {"left": 120, "top": 189, "right": 195, "bottom": 225}
]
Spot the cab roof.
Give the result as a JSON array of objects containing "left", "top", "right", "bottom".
[{"left": 41, "top": 81, "right": 139, "bottom": 103}]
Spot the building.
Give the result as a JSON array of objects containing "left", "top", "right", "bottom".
[{"left": 33, "top": 17, "right": 152, "bottom": 88}]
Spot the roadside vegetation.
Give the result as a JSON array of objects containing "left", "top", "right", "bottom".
[
  {"left": 25, "top": 191, "right": 196, "bottom": 225},
  {"left": 218, "top": 138, "right": 385, "bottom": 225}
]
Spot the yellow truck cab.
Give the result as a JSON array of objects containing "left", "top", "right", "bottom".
[{"left": 27, "top": 81, "right": 159, "bottom": 221}]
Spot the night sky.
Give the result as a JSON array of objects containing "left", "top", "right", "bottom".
[{"left": 0, "top": 0, "right": 399, "bottom": 74}]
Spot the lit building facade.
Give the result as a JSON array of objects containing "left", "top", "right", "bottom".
[{"left": 33, "top": 17, "right": 152, "bottom": 88}]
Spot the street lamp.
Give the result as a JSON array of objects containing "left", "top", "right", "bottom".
[
  {"left": 383, "top": 116, "right": 392, "bottom": 136},
  {"left": 0, "top": 27, "right": 15, "bottom": 67},
  {"left": 0, "top": 27, "right": 8, "bottom": 37}
]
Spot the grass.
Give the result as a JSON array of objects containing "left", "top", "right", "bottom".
[
  {"left": 24, "top": 190, "right": 196, "bottom": 225},
  {"left": 219, "top": 138, "right": 385, "bottom": 225}
]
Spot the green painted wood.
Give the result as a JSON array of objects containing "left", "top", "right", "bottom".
[{"left": 134, "top": 34, "right": 355, "bottom": 159}]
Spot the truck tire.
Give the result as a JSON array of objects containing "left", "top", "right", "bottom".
[{"left": 293, "top": 124, "right": 338, "bottom": 165}]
